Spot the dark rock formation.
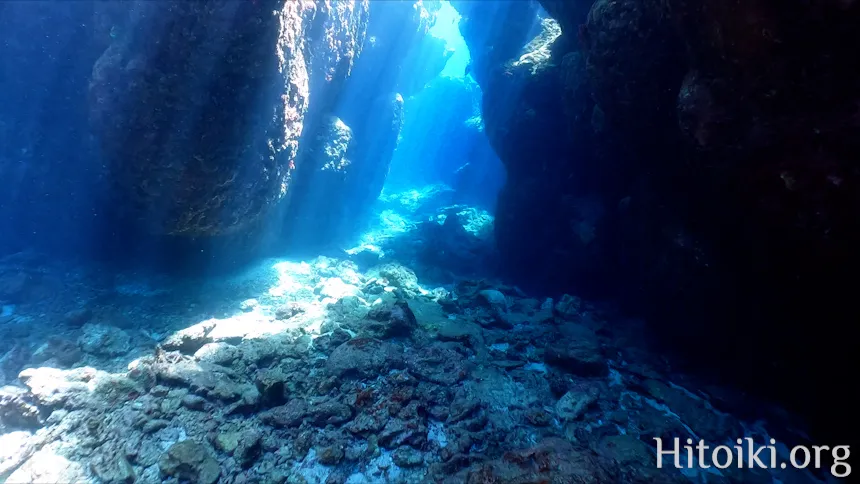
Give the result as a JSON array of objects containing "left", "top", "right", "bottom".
[
  {"left": 89, "top": 0, "right": 368, "bottom": 237},
  {"left": 451, "top": 0, "right": 860, "bottom": 441}
]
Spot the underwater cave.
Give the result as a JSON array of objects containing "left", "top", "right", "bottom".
[{"left": 0, "top": 0, "right": 858, "bottom": 482}]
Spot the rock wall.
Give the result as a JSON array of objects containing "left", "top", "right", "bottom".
[
  {"left": 89, "top": 0, "right": 368, "bottom": 237},
  {"left": 452, "top": 0, "right": 860, "bottom": 440}
]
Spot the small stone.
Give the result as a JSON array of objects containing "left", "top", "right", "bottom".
[
  {"left": 235, "top": 430, "right": 263, "bottom": 469},
  {"left": 307, "top": 401, "right": 353, "bottom": 426},
  {"left": 181, "top": 394, "right": 206, "bottom": 411},
  {"left": 215, "top": 431, "right": 241, "bottom": 453},
  {"left": 316, "top": 445, "right": 344, "bottom": 465},
  {"left": 392, "top": 446, "right": 423, "bottom": 468},
  {"left": 260, "top": 399, "right": 307, "bottom": 428},
  {"left": 158, "top": 440, "right": 220, "bottom": 484},
  {"left": 556, "top": 385, "right": 599, "bottom": 421},
  {"left": 142, "top": 419, "right": 170, "bottom": 434}
]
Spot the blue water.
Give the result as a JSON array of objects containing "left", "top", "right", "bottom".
[{"left": 0, "top": 1, "right": 833, "bottom": 483}]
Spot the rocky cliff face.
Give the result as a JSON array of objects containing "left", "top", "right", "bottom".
[
  {"left": 452, "top": 0, "right": 860, "bottom": 440},
  {"left": 89, "top": 0, "right": 369, "bottom": 237}
]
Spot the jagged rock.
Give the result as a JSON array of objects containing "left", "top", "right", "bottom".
[
  {"left": 254, "top": 366, "right": 290, "bottom": 406},
  {"left": 78, "top": 323, "right": 131, "bottom": 356},
  {"left": 325, "top": 338, "right": 405, "bottom": 379},
  {"left": 367, "top": 263, "right": 422, "bottom": 299},
  {"left": 4, "top": 448, "right": 88, "bottom": 484},
  {"left": 405, "top": 343, "right": 471, "bottom": 385},
  {"left": 363, "top": 300, "right": 418, "bottom": 339},
  {"left": 148, "top": 353, "right": 258, "bottom": 404},
  {"left": 344, "top": 409, "right": 388, "bottom": 435},
  {"left": 553, "top": 294, "right": 582, "bottom": 320},
  {"left": 378, "top": 417, "right": 427, "bottom": 449},
  {"left": 158, "top": 440, "right": 220, "bottom": 484},
  {"left": 260, "top": 399, "right": 307, "bottom": 428},
  {"left": 307, "top": 400, "right": 353, "bottom": 426}
]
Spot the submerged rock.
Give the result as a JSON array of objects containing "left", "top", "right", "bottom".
[
  {"left": 556, "top": 384, "right": 599, "bottom": 421},
  {"left": 325, "top": 338, "right": 405, "bottom": 379},
  {"left": 158, "top": 440, "right": 220, "bottom": 484},
  {"left": 78, "top": 323, "right": 131, "bottom": 357},
  {"left": 363, "top": 300, "right": 418, "bottom": 338},
  {"left": 406, "top": 343, "right": 471, "bottom": 386}
]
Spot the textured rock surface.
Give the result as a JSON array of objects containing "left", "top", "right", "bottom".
[
  {"left": 0, "top": 249, "right": 821, "bottom": 483},
  {"left": 89, "top": 0, "right": 369, "bottom": 236}
]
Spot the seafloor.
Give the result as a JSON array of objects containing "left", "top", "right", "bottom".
[{"left": 0, "top": 187, "right": 822, "bottom": 483}]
